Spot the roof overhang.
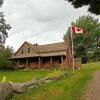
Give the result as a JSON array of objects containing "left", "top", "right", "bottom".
[{"left": 9, "top": 51, "right": 66, "bottom": 59}]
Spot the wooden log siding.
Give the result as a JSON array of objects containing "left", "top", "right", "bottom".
[{"left": 10, "top": 42, "right": 82, "bottom": 69}]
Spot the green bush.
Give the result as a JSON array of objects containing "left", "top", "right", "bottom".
[{"left": 0, "top": 56, "right": 15, "bottom": 70}]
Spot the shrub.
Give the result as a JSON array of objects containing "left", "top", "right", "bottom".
[{"left": 0, "top": 56, "right": 15, "bottom": 70}]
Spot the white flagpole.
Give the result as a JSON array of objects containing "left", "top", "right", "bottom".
[{"left": 71, "top": 30, "right": 75, "bottom": 73}]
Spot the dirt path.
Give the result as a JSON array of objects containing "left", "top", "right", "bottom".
[{"left": 81, "top": 71, "right": 100, "bottom": 100}]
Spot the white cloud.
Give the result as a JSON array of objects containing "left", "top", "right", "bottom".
[{"left": 2, "top": 0, "right": 100, "bottom": 50}]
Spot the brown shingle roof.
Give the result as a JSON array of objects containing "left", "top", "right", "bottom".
[
  {"left": 40, "top": 51, "right": 66, "bottom": 57},
  {"left": 11, "top": 41, "right": 67, "bottom": 59},
  {"left": 37, "top": 42, "right": 66, "bottom": 53}
]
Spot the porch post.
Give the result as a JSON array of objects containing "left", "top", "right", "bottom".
[
  {"left": 38, "top": 57, "right": 41, "bottom": 69},
  {"left": 26, "top": 58, "right": 29, "bottom": 67},
  {"left": 50, "top": 57, "right": 52, "bottom": 68},
  {"left": 61, "top": 56, "right": 64, "bottom": 69}
]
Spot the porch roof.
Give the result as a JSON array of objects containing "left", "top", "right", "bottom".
[{"left": 10, "top": 51, "right": 66, "bottom": 59}]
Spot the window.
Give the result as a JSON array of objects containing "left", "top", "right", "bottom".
[
  {"left": 28, "top": 48, "right": 30, "bottom": 53},
  {"left": 21, "top": 49, "right": 24, "bottom": 54}
]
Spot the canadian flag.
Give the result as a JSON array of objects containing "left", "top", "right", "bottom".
[{"left": 72, "top": 26, "right": 85, "bottom": 34}]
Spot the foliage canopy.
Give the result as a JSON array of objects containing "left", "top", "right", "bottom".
[
  {"left": 66, "top": 0, "right": 100, "bottom": 15},
  {"left": 63, "top": 15, "right": 100, "bottom": 62},
  {"left": 0, "top": 0, "right": 11, "bottom": 47}
]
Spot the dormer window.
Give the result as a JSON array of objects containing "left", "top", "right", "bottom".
[
  {"left": 28, "top": 48, "right": 30, "bottom": 53},
  {"left": 21, "top": 49, "right": 23, "bottom": 54}
]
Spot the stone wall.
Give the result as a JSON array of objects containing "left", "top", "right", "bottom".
[{"left": 0, "top": 71, "right": 67, "bottom": 100}]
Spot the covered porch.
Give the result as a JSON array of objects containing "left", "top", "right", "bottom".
[{"left": 14, "top": 55, "right": 67, "bottom": 69}]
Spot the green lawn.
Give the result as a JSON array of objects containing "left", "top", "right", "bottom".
[
  {"left": 0, "top": 69, "right": 51, "bottom": 82},
  {"left": 0, "top": 62, "right": 100, "bottom": 100}
]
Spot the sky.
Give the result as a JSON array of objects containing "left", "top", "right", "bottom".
[{"left": 2, "top": 0, "right": 100, "bottom": 51}]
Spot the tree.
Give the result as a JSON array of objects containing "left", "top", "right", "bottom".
[
  {"left": 65, "top": 0, "right": 100, "bottom": 15},
  {"left": 63, "top": 15, "right": 100, "bottom": 62},
  {"left": 0, "top": 46, "right": 14, "bottom": 57},
  {"left": 0, "top": 46, "right": 15, "bottom": 70},
  {"left": 0, "top": 0, "right": 11, "bottom": 47},
  {"left": 0, "top": 0, "right": 3, "bottom": 7},
  {"left": 0, "top": 0, "right": 12, "bottom": 70}
]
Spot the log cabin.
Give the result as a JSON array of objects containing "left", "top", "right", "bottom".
[{"left": 10, "top": 41, "right": 81, "bottom": 69}]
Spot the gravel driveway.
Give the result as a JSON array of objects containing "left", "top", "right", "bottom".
[{"left": 80, "top": 71, "right": 100, "bottom": 100}]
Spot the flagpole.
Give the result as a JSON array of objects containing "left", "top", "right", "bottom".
[
  {"left": 66, "top": 33, "right": 69, "bottom": 69},
  {"left": 71, "top": 31, "right": 75, "bottom": 73},
  {"left": 71, "top": 25, "right": 85, "bottom": 72}
]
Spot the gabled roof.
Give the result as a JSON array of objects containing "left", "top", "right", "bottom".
[
  {"left": 11, "top": 41, "right": 67, "bottom": 59},
  {"left": 14, "top": 41, "right": 38, "bottom": 56}
]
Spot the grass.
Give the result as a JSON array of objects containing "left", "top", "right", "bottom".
[
  {"left": 0, "top": 69, "right": 51, "bottom": 82},
  {"left": 0, "top": 62, "right": 100, "bottom": 100}
]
